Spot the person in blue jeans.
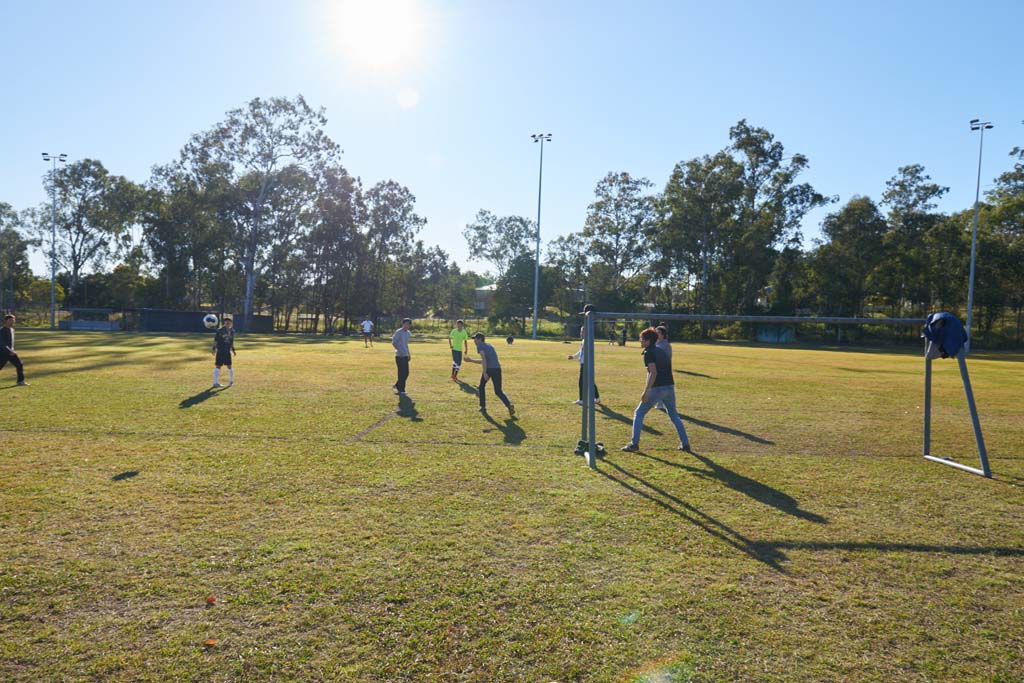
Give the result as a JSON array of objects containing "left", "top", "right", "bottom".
[{"left": 621, "top": 326, "right": 691, "bottom": 453}]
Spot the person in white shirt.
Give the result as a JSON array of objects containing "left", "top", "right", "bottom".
[
  {"left": 360, "top": 317, "right": 374, "bottom": 347},
  {"left": 391, "top": 318, "right": 412, "bottom": 394}
]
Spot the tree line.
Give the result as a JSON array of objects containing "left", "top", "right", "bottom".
[{"left": 1, "top": 96, "right": 1021, "bottom": 345}]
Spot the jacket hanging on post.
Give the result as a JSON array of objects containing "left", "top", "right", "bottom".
[{"left": 922, "top": 312, "right": 967, "bottom": 359}]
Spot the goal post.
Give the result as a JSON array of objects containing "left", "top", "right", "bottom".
[{"left": 578, "top": 311, "right": 991, "bottom": 478}]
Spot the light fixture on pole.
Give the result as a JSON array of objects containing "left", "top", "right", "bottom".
[
  {"left": 530, "top": 133, "right": 551, "bottom": 340},
  {"left": 965, "top": 119, "right": 992, "bottom": 354},
  {"left": 41, "top": 152, "right": 67, "bottom": 331}
]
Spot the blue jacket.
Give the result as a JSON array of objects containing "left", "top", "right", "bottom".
[{"left": 923, "top": 312, "right": 966, "bottom": 358}]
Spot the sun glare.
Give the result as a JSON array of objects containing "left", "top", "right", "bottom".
[{"left": 329, "top": 0, "right": 424, "bottom": 71}]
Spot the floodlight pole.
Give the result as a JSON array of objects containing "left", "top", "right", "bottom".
[
  {"left": 41, "top": 152, "right": 67, "bottom": 330},
  {"left": 530, "top": 133, "right": 551, "bottom": 340},
  {"left": 965, "top": 119, "right": 992, "bottom": 354}
]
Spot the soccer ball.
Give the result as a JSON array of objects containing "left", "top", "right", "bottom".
[{"left": 203, "top": 314, "right": 219, "bottom": 329}]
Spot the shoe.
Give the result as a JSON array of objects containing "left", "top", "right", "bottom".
[
  {"left": 594, "top": 398, "right": 601, "bottom": 405},
  {"left": 573, "top": 399, "right": 583, "bottom": 406},
  {"left": 228, "top": 381, "right": 234, "bottom": 386},
  {"left": 478, "top": 406, "right": 486, "bottom": 412},
  {"left": 212, "top": 383, "right": 223, "bottom": 388},
  {"left": 620, "top": 443, "right": 639, "bottom": 452},
  {"left": 678, "top": 443, "right": 692, "bottom": 453},
  {"left": 508, "top": 404, "right": 516, "bottom": 417},
  {"left": 16, "top": 381, "right": 29, "bottom": 386}
]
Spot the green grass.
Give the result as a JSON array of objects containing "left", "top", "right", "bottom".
[{"left": 1, "top": 331, "right": 1022, "bottom": 682}]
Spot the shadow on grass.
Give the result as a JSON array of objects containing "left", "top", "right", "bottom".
[
  {"left": 755, "top": 539, "right": 1024, "bottom": 557},
  {"left": 675, "top": 368, "right": 716, "bottom": 379},
  {"left": 596, "top": 404, "right": 662, "bottom": 436},
  {"left": 596, "top": 457, "right": 788, "bottom": 571},
  {"left": 637, "top": 450, "right": 827, "bottom": 524},
  {"left": 397, "top": 394, "right": 422, "bottom": 422},
  {"left": 679, "top": 413, "right": 774, "bottom": 445},
  {"left": 481, "top": 410, "right": 526, "bottom": 445},
  {"left": 455, "top": 379, "right": 479, "bottom": 396},
  {"left": 112, "top": 470, "right": 139, "bottom": 481},
  {"left": 179, "top": 387, "right": 224, "bottom": 408}
]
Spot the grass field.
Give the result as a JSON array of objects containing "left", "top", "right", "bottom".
[{"left": 1, "top": 331, "right": 1022, "bottom": 683}]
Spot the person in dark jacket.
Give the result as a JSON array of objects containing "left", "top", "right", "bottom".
[
  {"left": 0, "top": 314, "right": 28, "bottom": 386},
  {"left": 211, "top": 317, "right": 236, "bottom": 388}
]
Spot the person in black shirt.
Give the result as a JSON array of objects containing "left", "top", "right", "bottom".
[
  {"left": 621, "top": 326, "right": 691, "bottom": 452},
  {"left": 0, "top": 314, "right": 28, "bottom": 386},
  {"left": 211, "top": 317, "right": 236, "bottom": 388}
]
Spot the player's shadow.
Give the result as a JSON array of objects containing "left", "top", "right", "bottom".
[
  {"left": 596, "top": 458, "right": 787, "bottom": 571},
  {"left": 455, "top": 379, "right": 478, "bottom": 396},
  {"left": 481, "top": 410, "right": 526, "bottom": 445},
  {"left": 179, "top": 387, "right": 223, "bottom": 408},
  {"left": 675, "top": 369, "right": 716, "bottom": 379},
  {"left": 678, "top": 413, "right": 774, "bottom": 445},
  {"left": 396, "top": 394, "right": 422, "bottom": 421},
  {"left": 596, "top": 404, "right": 662, "bottom": 436},
  {"left": 112, "top": 470, "right": 139, "bottom": 481},
  {"left": 637, "top": 450, "right": 826, "bottom": 524}
]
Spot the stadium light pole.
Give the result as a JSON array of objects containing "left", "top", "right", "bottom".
[
  {"left": 41, "top": 152, "right": 68, "bottom": 330},
  {"left": 965, "top": 119, "right": 992, "bottom": 354},
  {"left": 530, "top": 133, "right": 551, "bottom": 340}
]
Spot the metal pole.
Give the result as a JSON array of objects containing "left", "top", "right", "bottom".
[
  {"left": 957, "top": 354, "right": 991, "bottom": 477},
  {"left": 923, "top": 354, "right": 931, "bottom": 455},
  {"left": 584, "top": 311, "right": 597, "bottom": 469},
  {"left": 531, "top": 137, "right": 545, "bottom": 340},
  {"left": 966, "top": 122, "right": 990, "bottom": 354},
  {"left": 49, "top": 159, "right": 58, "bottom": 330}
]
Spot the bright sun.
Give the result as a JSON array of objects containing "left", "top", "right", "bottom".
[{"left": 328, "top": 0, "right": 424, "bottom": 71}]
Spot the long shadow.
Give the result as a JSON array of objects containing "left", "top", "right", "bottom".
[
  {"left": 679, "top": 413, "right": 774, "bottom": 445},
  {"left": 112, "top": 470, "right": 139, "bottom": 481},
  {"left": 481, "top": 410, "right": 526, "bottom": 445},
  {"left": 596, "top": 404, "right": 663, "bottom": 436},
  {"left": 596, "top": 458, "right": 787, "bottom": 570},
  {"left": 636, "top": 450, "right": 827, "bottom": 523},
  {"left": 179, "top": 387, "right": 222, "bottom": 408},
  {"left": 675, "top": 369, "right": 716, "bottom": 379},
  {"left": 455, "top": 379, "right": 479, "bottom": 396},
  {"left": 755, "top": 539, "right": 1024, "bottom": 557},
  {"left": 396, "top": 394, "right": 422, "bottom": 421}
]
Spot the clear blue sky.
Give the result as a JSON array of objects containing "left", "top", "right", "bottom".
[{"left": 3, "top": 0, "right": 1022, "bottom": 277}]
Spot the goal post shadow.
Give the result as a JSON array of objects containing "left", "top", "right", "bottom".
[{"left": 578, "top": 311, "right": 992, "bottom": 478}]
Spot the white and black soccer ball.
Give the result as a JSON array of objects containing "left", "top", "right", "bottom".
[{"left": 203, "top": 314, "right": 219, "bottom": 330}]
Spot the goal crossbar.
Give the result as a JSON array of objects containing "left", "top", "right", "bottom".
[{"left": 578, "top": 311, "right": 990, "bottom": 478}]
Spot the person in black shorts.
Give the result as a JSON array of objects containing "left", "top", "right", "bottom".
[
  {"left": 0, "top": 314, "right": 28, "bottom": 386},
  {"left": 212, "top": 317, "right": 236, "bottom": 388}
]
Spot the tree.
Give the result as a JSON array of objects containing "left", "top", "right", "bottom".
[
  {"left": 491, "top": 252, "right": 555, "bottom": 333},
  {"left": 582, "top": 172, "right": 657, "bottom": 293},
  {"left": 987, "top": 145, "right": 1024, "bottom": 340},
  {"left": 0, "top": 203, "right": 35, "bottom": 311},
  {"left": 364, "top": 180, "right": 426, "bottom": 318},
  {"left": 809, "top": 196, "right": 887, "bottom": 316},
  {"left": 27, "top": 159, "right": 143, "bottom": 296},
  {"left": 462, "top": 210, "right": 536, "bottom": 280},
  {"left": 179, "top": 95, "right": 340, "bottom": 327}
]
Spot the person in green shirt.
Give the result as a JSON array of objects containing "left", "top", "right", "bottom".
[{"left": 449, "top": 319, "right": 470, "bottom": 381}]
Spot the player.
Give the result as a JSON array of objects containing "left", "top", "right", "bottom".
[
  {"left": 360, "top": 316, "right": 374, "bottom": 347},
  {"left": 0, "top": 314, "right": 28, "bottom": 386},
  {"left": 464, "top": 332, "right": 515, "bottom": 416},
  {"left": 567, "top": 324, "right": 600, "bottom": 406},
  {"left": 621, "top": 327, "right": 691, "bottom": 453},
  {"left": 448, "top": 319, "right": 469, "bottom": 381},
  {"left": 211, "top": 317, "right": 236, "bottom": 388},
  {"left": 654, "top": 325, "right": 672, "bottom": 411},
  {"left": 392, "top": 318, "right": 412, "bottom": 395}
]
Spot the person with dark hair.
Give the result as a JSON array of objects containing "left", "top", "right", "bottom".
[
  {"left": 621, "top": 326, "right": 691, "bottom": 453},
  {"left": 392, "top": 318, "right": 412, "bottom": 395},
  {"left": 464, "top": 332, "right": 515, "bottom": 417},
  {"left": 211, "top": 317, "right": 236, "bottom": 388},
  {"left": 0, "top": 314, "right": 28, "bottom": 386}
]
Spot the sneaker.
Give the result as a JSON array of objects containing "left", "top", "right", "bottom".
[
  {"left": 620, "top": 443, "right": 639, "bottom": 452},
  {"left": 228, "top": 381, "right": 234, "bottom": 386},
  {"left": 478, "top": 406, "right": 487, "bottom": 412},
  {"left": 16, "top": 380, "right": 29, "bottom": 386},
  {"left": 678, "top": 443, "right": 692, "bottom": 453},
  {"left": 594, "top": 398, "right": 601, "bottom": 405},
  {"left": 212, "top": 383, "right": 223, "bottom": 388},
  {"left": 573, "top": 399, "right": 583, "bottom": 406},
  {"left": 508, "top": 404, "right": 516, "bottom": 417}
]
